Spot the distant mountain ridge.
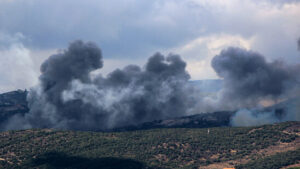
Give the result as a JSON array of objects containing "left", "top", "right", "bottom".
[{"left": 111, "top": 111, "right": 235, "bottom": 132}]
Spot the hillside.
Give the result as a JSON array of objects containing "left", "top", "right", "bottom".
[
  {"left": 0, "top": 121, "right": 299, "bottom": 169},
  {"left": 112, "top": 111, "right": 234, "bottom": 132},
  {"left": 0, "top": 90, "right": 28, "bottom": 125}
]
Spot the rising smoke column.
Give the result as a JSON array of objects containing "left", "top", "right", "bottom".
[
  {"left": 211, "top": 47, "right": 299, "bottom": 109},
  {"left": 5, "top": 40, "right": 196, "bottom": 130},
  {"left": 25, "top": 40, "right": 104, "bottom": 129},
  {"left": 211, "top": 47, "right": 300, "bottom": 126},
  {"left": 61, "top": 52, "right": 195, "bottom": 129},
  {"left": 4, "top": 40, "right": 300, "bottom": 130}
]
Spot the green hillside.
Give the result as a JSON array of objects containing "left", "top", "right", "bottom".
[{"left": 0, "top": 122, "right": 299, "bottom": 169}]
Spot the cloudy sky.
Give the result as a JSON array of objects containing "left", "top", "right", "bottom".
[{"left": 0, "top": 0, "right": 299, "bottom": 92}]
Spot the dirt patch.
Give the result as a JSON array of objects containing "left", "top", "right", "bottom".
[
  {"left": 210, "top": 154, "right": 220, "bottom": 160},
  {"left": 163, "top": 143, "right": 168, "bottom": 149},
  {"left": 281, "top": 161, "right": 300, "bottom": 169},
  {"left": 103, "top": 135, "right": 118, "bottom": 139},
  {"left": 199, "top": 161, "right": 235, "bottom": 169},
  {"left": 248, "top": 127, "right": 263, "bottom": 134},
  {"left": 201, "top": 133, "right": 300, "bottom": 169},
  {"left": 42, "top": 129, "right": 54, "bottom": 133},
  {"left": 283, "top": 126, "right": 300, "bottom": 136},
  {"left": 154, "top": 154, "right": 169, "bottom": 162},
  {"left": 254, "top": 137, "right": 300, "bottom": 157}
]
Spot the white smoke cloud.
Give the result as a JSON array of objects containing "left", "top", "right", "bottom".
[
  {"left": 0, "top": 32, "right": 38, "bottom": 92},
  {"left": 230, "top": 109, "right": 278, "bottom": 127},
  {"left": 231, "top": 97, "right": 300, "bottom": 127}
]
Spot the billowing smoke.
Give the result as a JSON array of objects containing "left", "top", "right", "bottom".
[
  {"left": 3, "top": 40, "right": 300, "bottom": 130},
  {"left": 212, "top": 47, "right": 300, "bottom": 110},
  {"left": 5, "top": 40, "right": 196, "bottom": 130},
  {"left": 212, "top": 47, "right": 300, "bottom": 126},
  {"left": 230, "top": 97, "right": 300, "bottom": 127},
  {"left": 230, "top": 109, "right": 278, "bottom": 127}
]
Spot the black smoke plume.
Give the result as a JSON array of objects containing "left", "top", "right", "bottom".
[
  {"left": 5, "top": 40, "right": 196, "bottom": 130},
  {"left": 211, "top": 47, "right": 300, "bottom": 109},
  {"left": 211, "top": 47, "right": 300, "bottom": 126},
  {"left": 4, "top": 40, "right": 300, "bottom": 130}
]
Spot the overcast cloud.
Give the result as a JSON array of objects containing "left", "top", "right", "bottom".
[{"left": 0, "top": 0, "right": 300, "bottom": 92}]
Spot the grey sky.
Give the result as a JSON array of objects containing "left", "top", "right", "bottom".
[{"left": 0, "top": 0, "right": 299, "bottom": 92}]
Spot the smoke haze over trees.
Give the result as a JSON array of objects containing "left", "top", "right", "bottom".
[
  {"left": 2, "top": 39, "right": 300, "bottom": 130},
  {"left": 4, "top": 41, "right": 197, "bottom": 130}
]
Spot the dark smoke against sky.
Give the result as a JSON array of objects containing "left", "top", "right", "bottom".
[
  {"left": 4, "top": 40, "right": 196, "bottom": 130},
  {"left": 3, "top": 39, "right": 300, "bottom": 130},
  {"left": 211, "top": 47, "right": 300, "bottom": 109},
  {"left": 211, "top": 46, "right": 300, "bottom": 126}
]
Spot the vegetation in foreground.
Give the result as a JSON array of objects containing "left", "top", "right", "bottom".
[{"left": 0, "top": 121, "right": 299, "bottom": 169}]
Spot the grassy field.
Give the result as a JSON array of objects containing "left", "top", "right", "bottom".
[{"left": 0, "top": 121, "right": 299, "bottom": 169}]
